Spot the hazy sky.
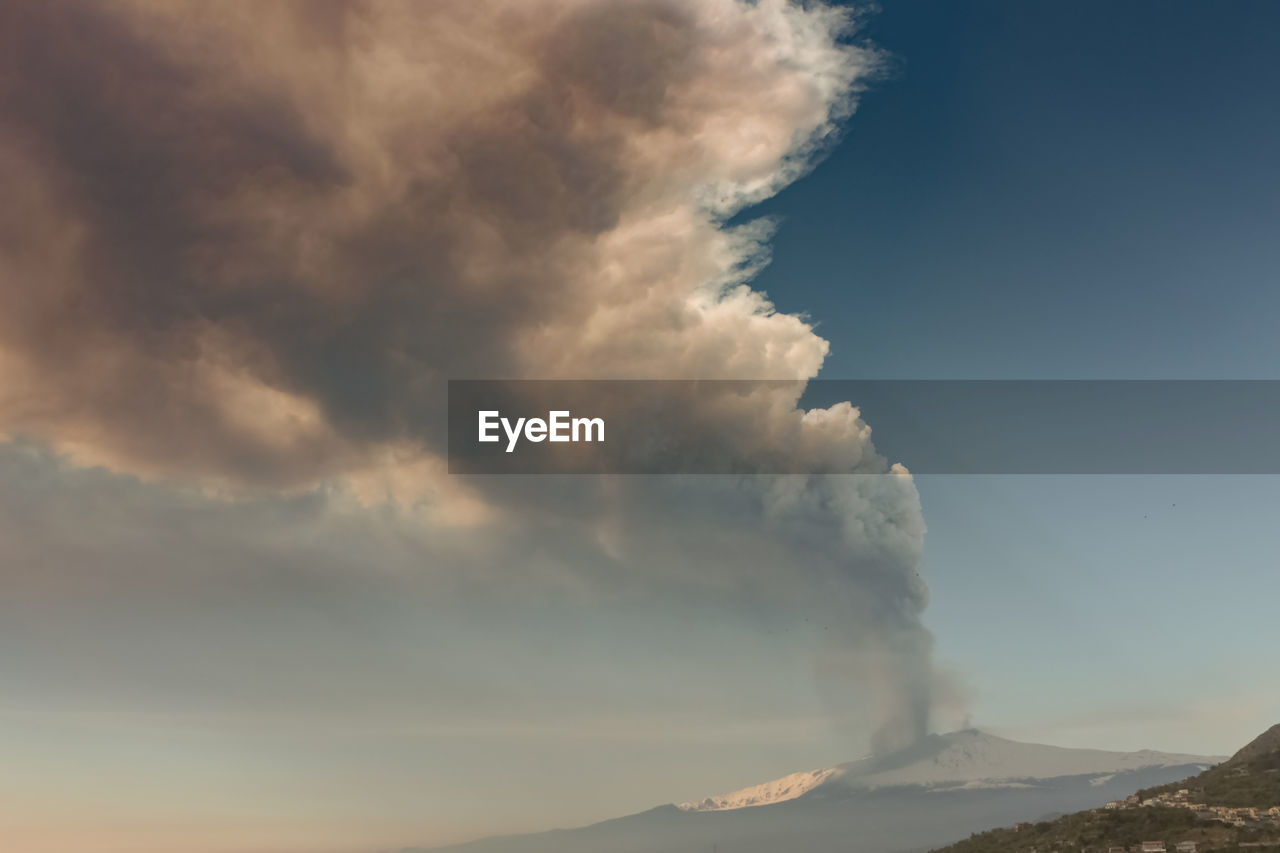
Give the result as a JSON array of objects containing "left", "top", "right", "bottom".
[{"left": 2, "top": 2, "right": 1279, "bottom": 853}]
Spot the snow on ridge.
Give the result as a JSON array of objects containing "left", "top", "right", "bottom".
[{"left": 678, "top": 767, "right": 839, "bottom": 812}]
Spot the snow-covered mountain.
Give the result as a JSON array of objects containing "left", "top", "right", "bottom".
[
  {"left": 679, "top": 729, "right": 1216, "bottom": 810},
  {"left": 411, "top": 730, "right": 1222, "bottom": 853}
]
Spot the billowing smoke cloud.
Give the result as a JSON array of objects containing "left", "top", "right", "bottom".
[{"left": 0, "top": 0, "right": 952, "bottom": 753}]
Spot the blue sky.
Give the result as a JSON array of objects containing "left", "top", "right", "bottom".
[
  {"left": 743, "top": 0, "right": 1280, "bottom": 754},
  {"left": 747, "top": 0, "right": 1280, "bottom": 380}
]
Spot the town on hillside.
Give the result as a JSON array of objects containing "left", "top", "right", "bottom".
[{"left": 1105, "top": 788, "right": 1280, "bottom": 829}]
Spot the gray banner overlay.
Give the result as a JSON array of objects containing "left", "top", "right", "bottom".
[{"left": 448, "top": 380, "right": 1280, "bottom": 474}]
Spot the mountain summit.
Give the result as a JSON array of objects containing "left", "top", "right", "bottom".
[{"left": 680, "top": 729, "right": 1216, "bottom": 811}]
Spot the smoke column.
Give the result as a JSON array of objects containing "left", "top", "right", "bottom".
[{"left": 0, "top": 0, "right": 955, "bottom": 752}]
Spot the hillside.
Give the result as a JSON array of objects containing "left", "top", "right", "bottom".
[
  {"left": 1136, "top": 724, "right": 1280, "bottom": 809},
  {"left": 932, "top": 806, "right": 1279, "bottom": 853},
  {"left": 933, "top": 724, "right": 1280, "bottom": 853}
]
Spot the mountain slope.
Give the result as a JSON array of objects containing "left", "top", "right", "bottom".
[
  {"left": 681, "top": 729, "right": 1215, "bottom": 811},
  {"left": 1137, "top": 722, "right": 1280, "bottom": 808},
  {"left": 409, "top": 730, "right": 1220, "bottom": 853},
  {"left": 933, "top": 722, "right": 1280, "bottom": 853}
]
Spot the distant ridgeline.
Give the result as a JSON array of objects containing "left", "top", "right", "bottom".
[{"left": 932, "top": 725, "right": 1280, "bottom": 853}]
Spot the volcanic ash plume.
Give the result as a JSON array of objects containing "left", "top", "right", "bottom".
[{"left": 0, "top": 0, "right": 954, "bottom": 750}]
